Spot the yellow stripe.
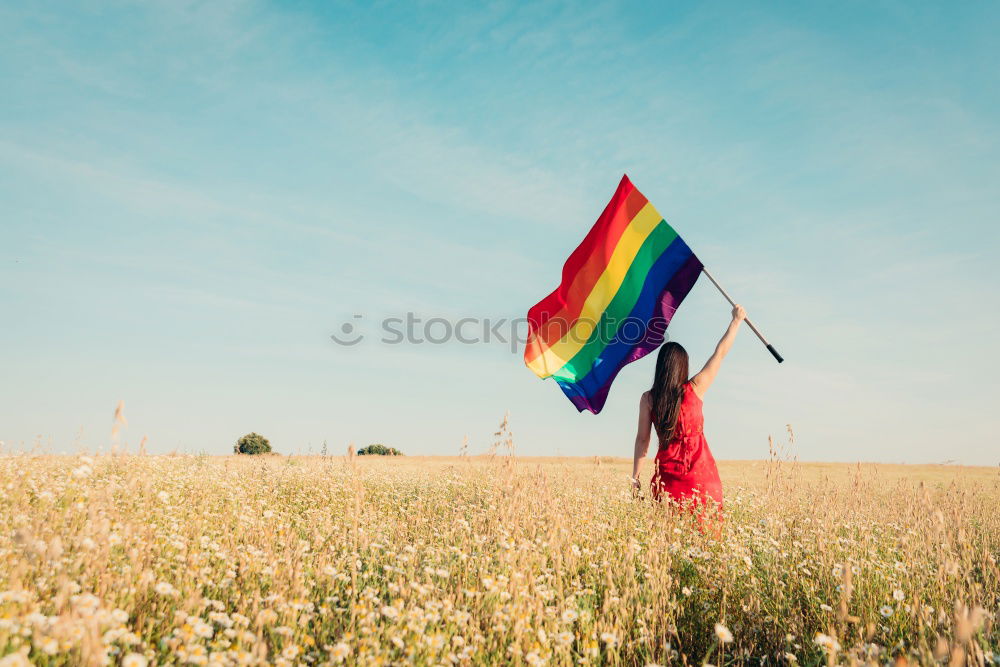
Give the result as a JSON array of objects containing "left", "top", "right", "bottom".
[{"left": 527, "top": 202, "right": 664, "bottom": 378}]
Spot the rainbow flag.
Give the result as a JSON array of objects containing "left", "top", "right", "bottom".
[{"left": 524, "top": 175, "right": 702, "bottom": 413}]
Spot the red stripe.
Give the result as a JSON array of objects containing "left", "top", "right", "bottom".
[
  {"left": 527, "top": 175, "right": 637, "bottom": 330},
  {"left": 526, "top": 176, "right": 648, "bottom": 355}
]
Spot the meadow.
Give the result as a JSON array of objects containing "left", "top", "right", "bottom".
[{"left": 0, "top": 449, "right": 997, "bottom": 666}]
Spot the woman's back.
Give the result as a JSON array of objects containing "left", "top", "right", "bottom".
[
  {"left": 650, "top": 383, "right": 722, "bottom": 507},
  {"left": 631, "top": 305, "right": 746, "bottom": 513}
]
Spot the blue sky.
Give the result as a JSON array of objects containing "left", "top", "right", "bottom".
[{"left": 2, "top": 1, "right": 998, "bottom": 464}]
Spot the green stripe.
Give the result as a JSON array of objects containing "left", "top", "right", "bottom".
[{"left": 552, "top": 221, "right": 678, "bottom": 382}]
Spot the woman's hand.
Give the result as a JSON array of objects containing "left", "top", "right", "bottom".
[
  {"left": 731, "top": 304, "right": 746, "bottom": 322},
  {"left": 630, "top": 476, "right": 642, "bottom": 499}
]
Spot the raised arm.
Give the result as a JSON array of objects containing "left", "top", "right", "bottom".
[
  {"left": 630, "top": 391, "right": 653, "bottom": 493},
  {"left": 690, "top": 304, "right": 746, "bottom": 399}
]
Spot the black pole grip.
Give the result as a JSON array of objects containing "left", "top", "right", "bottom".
[{"left": 766, "top": 344, "right": 784, "bottom": 363}]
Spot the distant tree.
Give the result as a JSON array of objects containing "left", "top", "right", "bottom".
[
  {"left": 234, "top": 432, "right": 271, "bottom": 455},
  {"left": 357, "top": 443, "right": 403, "bottom": 456}
]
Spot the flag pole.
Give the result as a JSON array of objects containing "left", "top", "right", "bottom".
[{"left": 701, "top": 267, "right": 784, "bottom": 363}]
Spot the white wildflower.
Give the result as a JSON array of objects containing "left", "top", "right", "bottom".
[
  {"left": 814, "top": 633, "right": 841, "bottom": 652},
  {"left": 122, "top": 654, "right": 149, "bottom": 667},
  {"left": 714, "top": 623, "right": 733, "bottom": 643}
]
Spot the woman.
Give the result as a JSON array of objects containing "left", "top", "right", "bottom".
[{"left": 631, "top": 304, "right": 746, "bottom": 514}]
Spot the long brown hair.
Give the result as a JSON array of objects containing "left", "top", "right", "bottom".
[{"left": 649, "top": 342, "right": 689, "bottom": 443}]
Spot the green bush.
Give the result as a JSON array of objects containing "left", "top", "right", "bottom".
[
  {"left": 234, "top": 432, "right": 271, "bottom": 455},
  {"left": 357, "top": 443, "right": 403, "bottom": 456}
]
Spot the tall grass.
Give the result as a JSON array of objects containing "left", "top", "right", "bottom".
[{"left": 0, "top": 452, "right": 996, "bottom": 665}]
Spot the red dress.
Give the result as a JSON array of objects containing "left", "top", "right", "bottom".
[{"left": 650, "top": 383, "right": 723, "bottom": 513}]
